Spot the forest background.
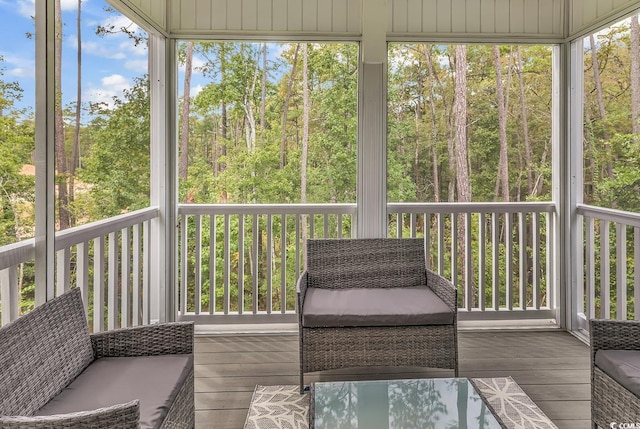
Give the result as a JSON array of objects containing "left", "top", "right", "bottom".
[{"left": 1, "top": 2, "right": 639, "bottom": 318}]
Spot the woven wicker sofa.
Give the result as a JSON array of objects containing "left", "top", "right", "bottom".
[
  {"left": 297, "top": 238, "right": 458, "bottom": 392},
  {"left": 0, "top": 287, "right": 194, "bottom": 429},
  {"left": 590, "top": 319, "right": 640, "bottom": 428}
]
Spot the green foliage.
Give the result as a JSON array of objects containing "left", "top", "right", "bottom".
[{"left": 76, "top": 76, "right": 150, "bottom": 219}]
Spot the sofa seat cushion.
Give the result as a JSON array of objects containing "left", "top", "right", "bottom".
[
  {"left": 302, "top": 286, "right": 453, "bottom": 328},
  {"left": 595, "top": 350, "right": 640, "bottom": 397},
  {"left": 34, "top": 354, "right": 193, "bottom": 429}
]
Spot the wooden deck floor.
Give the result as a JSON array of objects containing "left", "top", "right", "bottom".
[{"left": 194, "top": 329, "right": 590, "bottom": 429}]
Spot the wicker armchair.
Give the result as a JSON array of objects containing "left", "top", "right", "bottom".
[
  {"left": 297, "top": 238, "right": 458, "bottom": 392},
  {"left": 590, "top": 319, "right": 640, "bottom": 428},
  {"left": 0, "top": 287, "right": 194, "bottom": 429}
]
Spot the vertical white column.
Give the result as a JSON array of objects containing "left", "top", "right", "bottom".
[
  {"left": 34, "top": 0, "right": 56, "bottom": 305},
  {"left": 357, "top": 0, "right": 387, "bottom": 238},
  {"left": 565, "top": 40, "right": 585, "bottom": 332},
  {"left": 149, "top": 34, "right": 178, "bottom": 323}
]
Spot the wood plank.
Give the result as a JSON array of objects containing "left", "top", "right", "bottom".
[
  {"left": 193, "top": 330, "right": 591, "bottom": 427},
  {"left": 393, "top": 0, "right": 409, "bottom": 33},
  {"left": 436, "top": 0, "right": 451, "bottom": 32},
  {"left": 407, "top": 0, "right": 423, "bottom": 32},
  {"left": 423, "top": 0, "right": 438, "bottom": 33}
]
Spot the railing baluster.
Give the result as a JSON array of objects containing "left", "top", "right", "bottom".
[
  {"left": 518, "top": 213, "right": 527, "bottom": 310},
  {"left": 108, "top": 231, "right": 119, "bottom": 330},
  {"left": 196, "top": 214, "right": 203, "bottom": 315},
  {"left": 533, "top": 212, "right": 541, "bottom": 310},
  {"left": 132, "top": 223, "right": 141, "bottom": 326},
  {"left": 437, "top": 213, "right": 445, "bottom": 275},
  {"left": 210, "top": 215, "right": 216, "bottom": 314},
  {"left": 180, "top": 214, "right": 187, "bottom": 315},
  {"left": 267, "top": 214, "right": 273, "bottom": 314},
  {"left": 505, "top": 213, "right": 513, "bottom": 310},
  {"left": 586, "top": 216, "right": 595, "bottom": 319},
  {"left": 94, "top": 236, "right": 105, "bottom": 333},
  {"left": 121, "top": 227, "right": 130, "bottom": 328},
  {"left": 295, "top": 214, "right": 301, "bottom": 281},
  {"left": 411, "top": 213, "right": 417, "bottom": 238},
  {"left": 635, "top": 227, "right": 640, "bottom": 320},
  {"left": 281, "top": 214, "right": 287, "bottom": 313},
  {"left": 223, "top": 214, "right": 230, "bottom": 315},
  {"left": 0, "top": 267, "right": 19, "bottom": 326},
  {"left": 616, "top": 223, "right": 627, "bottom": 320},
  {"left": 547, "top": 212, "right": 555, "bottom": 310},
  {"left": 55, "top": 248, "right": 70, "bottom": 297},
  {"left": 309, "top": 215, "right": 315, "bottom": 239},
  {"left": 143, "top": 220, "right": 151, "bottom": 325},
  {"left": 424, "top": 213, "right": 431, "bottom": 270},
  {"left": 337, "top": 214, "right": 343, "bottom": 238},
  {"left": 397, "top": 213, "right": 402, "bottom": 238},
  {"left": 323, "top": 213, "right": 329, "bottom": 238},
  {"left": 601, "top": 220, "right": 611, "bottom": 319},
  {"left": 478, "top": 212, "right": 486, "bottom": 311},
  {"left": 77, "top": 241, "right": 89, "bottom": 316},
  {"left": 492, "top": 212, "right": 500, "bottom": 310},
  {"left": 451, "top": 213, "right": 458, "bottom": 287},
  {"left": 252, "top": 214, "right": 259, "bottom": 314},
  {"left": 465, "top": 212, "right": 473, "bottom": 310}
]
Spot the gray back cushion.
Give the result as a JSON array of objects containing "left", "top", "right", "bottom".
[
  {"left": 0, "top": 288, "right": 94, "bottom": 416},
  {"left": 307, "top": 238, "right": 426, "bottom": 289}
]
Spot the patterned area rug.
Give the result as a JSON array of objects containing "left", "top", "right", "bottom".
[{"left": 243, "top": 377, "right": 557, "bottom": 429}]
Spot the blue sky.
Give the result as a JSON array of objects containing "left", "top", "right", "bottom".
[{"left": 0, "top": 0, "right": 152, "bottom": 118}]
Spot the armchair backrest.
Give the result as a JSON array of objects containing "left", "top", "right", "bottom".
[
  {"left": 0, "top": 287, "right": 94, "bottom": 416},
  {"left": 306, "top": 238, "right": 426, "bottom": 289}
]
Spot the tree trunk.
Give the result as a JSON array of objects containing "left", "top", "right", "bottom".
[
  {"left": 424, "top": 46, "right": 442, "bottom": 202},
  {"left": 280, "top": 44, "right": 300, "bottom": 169},
  {"left": 413, "top": 98, "right": 422, "bottom": 199},
  {"left": 493, "top": 45, "right": 509, "bottom": 202},
  {"left": 589, "top": 34, "right": 614, "bottom": 179},
  {"left": 69, "top": 0, "right": 82, "bottom": 227},
  {"left": 631, "top": 16, "right": 640, "bottom": 134},
  {"left": 261, "top": 43, "right": 267, "bottom": 130},
  {"left": 454, "top": 46, "right": 471, "bottom": 203},
  {"left": 55, "top": 0, "right": 69, "bottom": 231},
  {"left": 454, "top": 45, "right": 472, "bottom": 305},
  {"left": 301, "top": 44, "right": 310, "bottom": 264},
  {"left": 517, "top": 47, "right": 534, "bottom": 195},
  {"left": 179, "top": 41, "right": 193, "bottom": 183}
]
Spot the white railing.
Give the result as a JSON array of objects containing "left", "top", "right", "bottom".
[
  {"left": 577, "top": 204, "right": 640, "bottom": 327},
  {"left": 178, "top": 204, "right": 357, "bottom": 323},
  {"left": 389, "top": 202, "right": 558, "bottom": 320},
  {"left": 178, "top": 202, "right": 558, "bottom": 323},
  {"left": 0, "top": 207, "right": 159, "bottom": 330}
]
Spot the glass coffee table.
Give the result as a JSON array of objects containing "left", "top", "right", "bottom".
[{"left": 310, "top": 378, "right": 503, "bottom": 429}]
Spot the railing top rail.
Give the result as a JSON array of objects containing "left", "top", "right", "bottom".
[
  {"left": 0, "top": 238, "right": 36, "bottom": 271},
  {"left": 178, "top": 203, "right": 358, "bottom": 216},
  {"left": 577, "top": 203, "right": 640, "bottom": 228},
  {"left": 387, "top": 201, "right": 557, "bottom": 214},
  {"left": 55, "top": 206, "right": 160, "bottom": 250}
]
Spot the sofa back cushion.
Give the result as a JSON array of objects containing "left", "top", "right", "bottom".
[
  {"left": 307, "top": 238, "right": 426, "bottom": 289},
  {"left": 0, "top": 287, "right": 94, "bottom": 416}
]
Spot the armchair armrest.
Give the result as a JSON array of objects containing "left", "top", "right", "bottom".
[
  {"left": 296, "top": 271, "right": 309, "bottom": 323},
  {"left": 590, "top": 319, "right": 640, "bottom": 356},
  {"left": 0, "top": 401, "right": 139, "bottom": 429},
  {"left": 426, "top": 269, "right": 457, "bottom": 312},
  {"left": 91, "top": 322, "right": 193, "bottom": 359}
]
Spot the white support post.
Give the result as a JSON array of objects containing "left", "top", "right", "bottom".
[
  {"left": 149, "top": 33, "right": 178, "bottom": 323},
  {"left": 357, "top": 0, "right": 387, "bottom": 238},
  {"left": 566, "top": 40, "right": 585, "bottom": 332},
  {"left": 34, "top": 0, "right": 56, "bottom": 305}
]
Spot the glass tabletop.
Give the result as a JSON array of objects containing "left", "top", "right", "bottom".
[{"left": 311, "top": 378, "right": 502, "bottom": 429}]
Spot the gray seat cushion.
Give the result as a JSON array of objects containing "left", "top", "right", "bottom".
[
  {"left": 35, "top": 354, "right": 193, "bottom": 429},
  {"left": 595, "top": 350, "right": 640, "bottom": 397},
  {"left": 302, "top": 286, "right": 453, "bottom": 328}
]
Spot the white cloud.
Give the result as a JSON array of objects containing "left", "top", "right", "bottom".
[
  {"left": 85, "top": 73, "right": 130, "bottom": 109},
  {"left": 14, "top": 0, "right": 34, "bottom": 18},
  {"left": 179, "top": 55, "right": 205, "bottom": 75},
  {"left": 191, "top": 84, "right": 203, "bottom": 98},
  {"left": 79, "top": 40, "right": 126, "bottom": 60},
  {"left": 15, "top": 0, "right": 81, "bottom": 17},
  {"left": 124, "top": 59, "right": 148, "bottom": 73},
  {"left": 2, "top": 52, "right": 35, "bottom": 79}
]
